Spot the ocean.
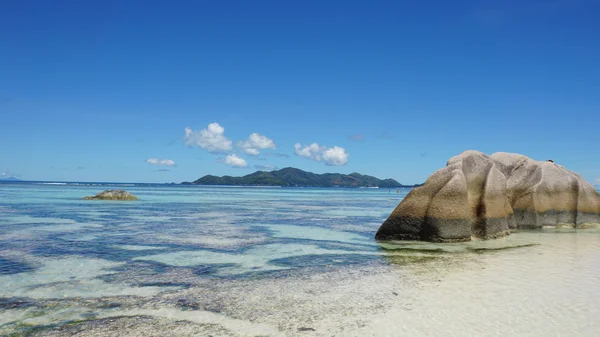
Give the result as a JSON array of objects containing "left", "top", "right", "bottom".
[{"left": 1, "top": 182, "right": 599, "bottom": 336}]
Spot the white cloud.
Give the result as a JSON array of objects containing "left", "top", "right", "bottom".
[
  {"left": 596, "top": 178, "right": 600, "bottom": 184},
  {"left": 146, "top": 158, "right": 176, "bottom": 166},
  {"left": 224, "top": 154, "right": 248, "bottom": 168},
  {"left": 294, "top": 143, "right": 323, "bottom": 161},
  {"left": 244, "top": 148, "right": 260, "bottom": 156},
  {"left": 322, "top": 146, "right": 349, "bottom": 166},
  {"left": 184, "top": 123, "right": 232, "bottom": 153},
  {"left": 237, "top": 133, "right": 276, "bottom": 156},
  {"left": 0, "top": 172, "right": 7, "bottom": 177},
  {"left": 294, "top": 143, "right": 349, "bottom": 166}
]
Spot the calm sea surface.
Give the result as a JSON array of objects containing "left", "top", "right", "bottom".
[{"left": 1, "top": 183, "right": 599, "bottom": 336}]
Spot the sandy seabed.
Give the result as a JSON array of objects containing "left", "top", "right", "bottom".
[{"left": 2, "top": 230, "right": 599, "bottom": 337}]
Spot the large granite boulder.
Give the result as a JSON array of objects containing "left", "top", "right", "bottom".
[
  {"left": 83, "top": 190, "right": 138, "bottom": 201},
  {"left": 375, "top": 151, "right": 600, "bottom": 242}
]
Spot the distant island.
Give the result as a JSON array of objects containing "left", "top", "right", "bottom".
[
  {"left": 0, "top": 177, "right": 21, "bottom": 182},
  {"left": 183, "top": 167, "right": 422, "bottom": 188}
]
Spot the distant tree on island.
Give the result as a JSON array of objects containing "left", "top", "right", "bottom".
[{"left": 182, "top": 167, "right": 423, "bottom": 188}]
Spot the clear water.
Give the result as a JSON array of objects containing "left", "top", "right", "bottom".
[{"left": 1, "top": 183, "right": 599, "bottom": 336}]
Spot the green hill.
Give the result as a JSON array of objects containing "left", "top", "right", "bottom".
[{"left": 185, "top": 167, "right": 420, "bottom": 188}]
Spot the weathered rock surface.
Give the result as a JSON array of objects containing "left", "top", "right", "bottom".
[
  {"left": 83, "top": 190, "right": 138, "bottom": 201},
  {"left": 376, "top": 151, "right": 600, "bottom": 242}
]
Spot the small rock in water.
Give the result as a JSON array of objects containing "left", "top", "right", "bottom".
[{"left": 83, "top": 190, "right": 138, "bottom": 201}]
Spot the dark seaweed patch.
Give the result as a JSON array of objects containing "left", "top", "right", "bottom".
[
  {"left": 171, "top": 299, "right": 202, "bottom": 311},
  {"left": 0, "top": 297, "right": 37, "bottom": 310},
  {"left": 383, "top": 254, "right": 440, "bottom": 266},
  {"left": 270, "top": 254, "right": 376, "bottom": 269},
  {"left": 138, "top": 281, "right": 190, "bottom": 288},
  {"left": 192, "top": 265, "right": 219, "bottom": 276},
  {"left": 0, "top": 257, "right": 35, "bottom": 275},
  {"left": 95, "top": 302, "right": 121, "bottom": 309},
  {"left": 4, "top": 322, "right": 62, "bottom": 337},
  {"left": 467, "top": 243, "right": 539, "bottom": 253},
  {"left": 376, "top": 246, "right": 449, "bottom": 254}
]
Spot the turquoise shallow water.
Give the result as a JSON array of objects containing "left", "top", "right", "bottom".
[
  {"left": 1, "top": 183, "right": 599, "bottom": 336},
  {"left": 0, "top": 184, "right": 400, "bottom": 278}
]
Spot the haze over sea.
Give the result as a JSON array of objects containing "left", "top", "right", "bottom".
[{"left": 1, "top": 181, "right": 599, "bottom": 336}]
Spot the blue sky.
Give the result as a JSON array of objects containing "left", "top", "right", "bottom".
[{"left": 1, "top": 0, "right": 599, "bottom": 184}]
